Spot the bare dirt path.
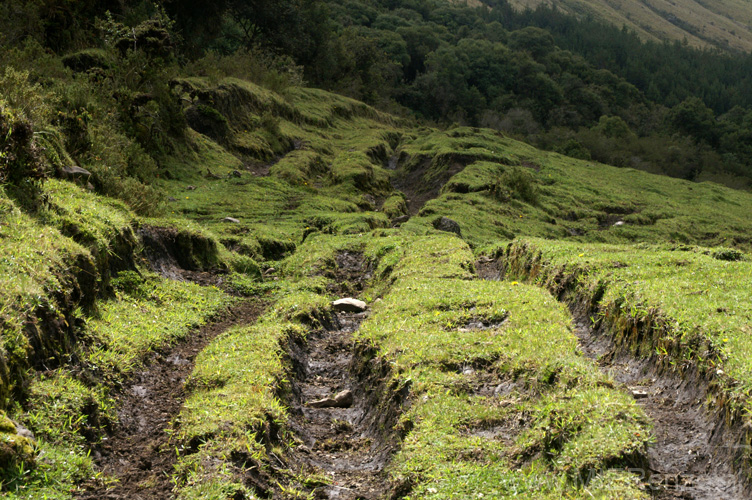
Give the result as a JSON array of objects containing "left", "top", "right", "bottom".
[
  {"left": 282, "top": 251, "right": 400, "bottom": 499},
  {"left": 285, "top": 311, "right": 396, "bottom": 499},
  {"left": 77, "top": 299, "right": 265, "bottom": 500},
  {"left": 477, "top": 259, "right": 748, "bottom": 499}
]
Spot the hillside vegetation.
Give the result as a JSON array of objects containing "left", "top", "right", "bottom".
[
  {"left": 510, "top": 0, "right": 752, "bottom": 52},
  {"left": 1, "top": 1, "right": 752, "bottom": 499}
]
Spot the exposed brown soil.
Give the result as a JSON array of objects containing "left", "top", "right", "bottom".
[
  {"left": 284, "top": 313, "right": 398, "bottom": 499},
  {"left": 323, "top": 251, "right": 374, "bottom": 297},
  {"left": 477, "top": 258, "right": 750, "bottom": 499},
  {"left": 281, "top": 251, "right": 402, "bottom": 499},
  {"left": 574, "top": 320, "right": 747, "bottom": 499},
  {"left": 245, "top": 139, "right": 305, "bottom": 177},
  {"left": 76, "top": 299, "right": 265, "bottom": 500},
  {"left": 391, "top": 156, "right": 468, "bottom": 215}
]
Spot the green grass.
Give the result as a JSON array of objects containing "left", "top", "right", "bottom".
[
  {"left": 356, "top": 234, "right": 650, "bottom": 498},
  {"left": 171, "top": 232, "right": 410, "bottom": 497},
  {"left": 159, "top": 77, "right": 402, "bottom": 265},
  {"left": 83, "top": 271, "right": 231, "bottom": 384},
  {"left": 172, "top": 288, "right": 326, "bottom": 498},
  {"left": 8, "top": 69, "right": 752, "bottom": 498},
  {"left": 11, "top": 271, "right": 231, "bottom": 499},
  {"left": 394, "top": 127, "right": 752, "bottom": 250},
  {"left": 499, "top": 238, "right": 752, "bottom": 398}
]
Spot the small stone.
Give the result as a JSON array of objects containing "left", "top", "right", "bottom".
[
  {"left": 613, "top": 220, "right": 625, "bottom": 226},
  {"left": 631, "top": 389, "right": 648, "bottom": 399},
  {"left": 222, "top": 217, "right": 240, "bottom": 223},
  {"left": 186, "top": 185, "right": 196, "bottom": 190},
  {"left": 264, "top": 267, "right": 276, "bottom": 275},
  {"left": 61, "top": 165, "right": 92, "bottom": 178},
  {"left": 306, "top": 390, "right": 354, "bottom": 408},
  {"left": 391, "top": 215, "right": 410, "bottom": 226},
  {"left": 15, "top": 424, "right": 34, "bottom": 440},
  {"left": 332, "top": 298, "right": 367, "bottom": 312},
  {"left": 432, "top": 216, "right": 462, "bottom": 236}
]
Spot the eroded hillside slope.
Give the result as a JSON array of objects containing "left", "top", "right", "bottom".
[{"left": 2, "top": 74, "right": 752, "bottom": 499}]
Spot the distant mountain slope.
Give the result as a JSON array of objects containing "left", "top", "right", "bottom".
[{"left": 509, "top": 0, "right": 752, "bottom": 52}]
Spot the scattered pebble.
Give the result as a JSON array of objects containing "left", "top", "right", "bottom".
[{"left": 631, "top": 389, "right": 648, "bottom": 399}]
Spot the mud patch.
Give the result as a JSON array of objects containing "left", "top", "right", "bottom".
[
  {"left": 475, "top": 256, "right": 503, "bottom": 281},
  {"left": 138, "top": 225, "right": 221, "bottom": 279},
  {"left": 454, "top": 317, "right": 507, "bottom": 332},
  {"left": 461, "top": 415, "right": 527, "bottom": 446},
  {"left": 573, "top": 321, "right": 747, "bottom": 499},
  {"left": 76, "top": 299, "right": 265, "bottom": 500},
  {"left": 392, "top": 155, "right": 469, "bottom": 215},
  {"left": 323, "top": 251, "right": 373, "bottom": 297},
  {"left": 283, "top": 312, "right": 401, "bottom": 499}
]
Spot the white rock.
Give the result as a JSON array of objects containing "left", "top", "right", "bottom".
[
  {"left": 332, "top": 298, "right": 367, "bottom": 312},
  {"left": 631, "top": 389, "right": 648, "bottom": 399},
  {"left": 222, "top": 217, "right": 240, "bottom": 223}
]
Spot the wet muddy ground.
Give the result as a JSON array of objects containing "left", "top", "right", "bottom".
[
  {"left": 574, "top": 320, "right": 747, "bottom": 500},
  {"left": 285, "top": 311, "right": 396, "bottom": 499},
  {"left": 76, "top": 299, "right": 265, "bottom": 500}
]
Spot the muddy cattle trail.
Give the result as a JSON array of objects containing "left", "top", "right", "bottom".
[
  {"left": 477, "top": 259, "right": 748, "bottom": 500},
  {"left": 77, "top": 299, "right": 265, "bottom": 500},
  {"left": 286, "top": 312, "right": 395, "bottom": 499},
  {"left": 283, "top": 251, "right": 400, "bottom": 499},
  {"left": 573, "top": 320, "right": 747, "bottom": 499}
]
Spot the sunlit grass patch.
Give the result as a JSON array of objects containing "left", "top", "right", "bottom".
[
  {"left": 173, "top": 287, "right": 331, "bottom": 497},
  {"left": 501, "top": 238, "right": 752, "bottom": 395},
  {"left": 357, "top": 234, "right": 650, "bottom": 498},
  {"left": 179, "top": 322, "right": 293, "bottom": 443},
  {"left": 2, "top": 439, "right": 96, "bottom": 500},
  {"left": 83, "top": 272, "right": 231, "bottom": 384},
  {"left": 396, "top": 127, "right": 752, "bottom": 250}
]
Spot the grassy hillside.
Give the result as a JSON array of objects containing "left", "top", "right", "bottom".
[
  {"left": 509, "top": 0, "right": 752, "bottom": 52},
  {"left": 3, "top": 57, "right": 752, "bottom": 498}
]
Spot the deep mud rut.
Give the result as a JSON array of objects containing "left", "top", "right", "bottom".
[
  {"left": 283, "top": 251, "right": 397, "bottom": 499},
  {"left": 574, "top": 320, "right": 747, "bottom": 500},
  {"left": 285, "top": 311, "right": 396, "bottom": 499},
  {"left": 77, "top": 299, "right": 265, "bottom": 500},
  {"left": 477, "top": 258, "right": 748, "bottom": 500}
]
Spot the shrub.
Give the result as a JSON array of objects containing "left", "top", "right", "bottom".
[{"left": 498, "top": 166, "right": 538, "bottom": 204}]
